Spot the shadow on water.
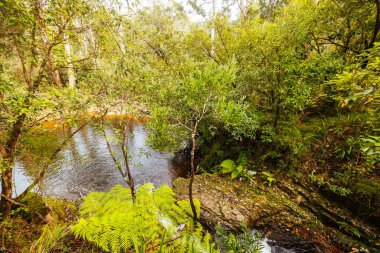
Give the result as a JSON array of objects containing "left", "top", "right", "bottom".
[{"left": 13, "top": 118, "right": 189, "bottom": 201}]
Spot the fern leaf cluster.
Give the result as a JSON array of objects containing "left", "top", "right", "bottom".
[{"left": 71, "top": 184, "right": 218, "bottom": 252}]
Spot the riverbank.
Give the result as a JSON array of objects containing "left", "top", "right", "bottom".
[{"left": 173, "top": 173, "right": 380, "bottom": 252}]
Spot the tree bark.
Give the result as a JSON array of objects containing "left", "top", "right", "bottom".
[{"left": 189, "top": 131, "right": 198, "bottom": 223}]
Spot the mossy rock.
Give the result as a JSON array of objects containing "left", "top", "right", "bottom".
[
  {"left": 173, "top": 173, "right": 380, "bottom": 252},
  {"left": 173, "top": 174, "right": 312, "bottom": 231}
]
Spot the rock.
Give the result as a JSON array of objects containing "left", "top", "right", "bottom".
[
  {"left": 174, "top": 174, "right": 309, "bottom": 230},
  {"left": 173, "top": 173, "right": 380, "bottom": 252}
]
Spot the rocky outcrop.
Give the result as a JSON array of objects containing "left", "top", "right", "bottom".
[{"left": 174, "top": 174, "right": 380, "bottom": 252}]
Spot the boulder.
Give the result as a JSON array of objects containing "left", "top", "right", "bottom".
[{"left": 173, "top": 173, "right": 380, "bottom": 252}]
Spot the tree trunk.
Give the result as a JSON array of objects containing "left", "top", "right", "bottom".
[
  {"left": 64, "top": 33, "right": 76, "bottom": 88},
  {"left": 189, "top": 132, "right": 198, "bottom": 223},
  {"left": 122, "top": 145, "right": 136, "bottom": 202},
  {"left": 273, "top": 101, "right": 281, "bottom": 131},
  {"left": 33, "top": 0, "right": 62, "bottom": 86},
  {"left": 369, "top": 0, "right": 380, "bottom": 50},
  {"left": 1, "top": 113, "right": 27, "bottom": 217},
  {"left": 126, "top": 170, "right": 136, "bottom": 201},
  {"left": 1, "top": 166, "right": 13, "bottom": 217},
  {"left": 210, "top": 0, "right": 216, "bottom": 57}
]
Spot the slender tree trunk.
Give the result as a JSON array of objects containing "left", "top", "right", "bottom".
[
  {"left": 0, "top": 22, "right": 47, "bottom": 216},
  {"left": 101, "top": 117, "right": 136, "bottom": 202},
  {"left": 123, "top": 152, "right": 136, "bottom": 201},
  {"left": 210, "top": 0, "right": 216, "bottom": 57},
  {"left": 33, "top": 0, "right": 62, "bottom": 86},
  {"left": 64, "top": 33, "right": 76, "bottom": 88},
  {"left": 189, "top": 131, "right": 198, "bottom": 223},
  {"left": 273, "top": 101, "right": 281, "bottom": 131},
  {"left": 363, "top": 0, "right": 380, "bottom": 68},
  {"left": 121, "top": 122, "right": 136, "bottom": 202},
  {"left": 369, "top": 0, "right": 380, "bottom": 50}
]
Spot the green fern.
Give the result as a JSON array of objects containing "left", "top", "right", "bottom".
[{"left": 71, "top": 184, "right": 218, "bottom": 252}]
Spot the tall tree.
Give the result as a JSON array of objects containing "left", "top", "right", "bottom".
[
  {"left": 0, "top": 0, "right": 121, "bottom": 217},
  {"left": 148, "top": 61, "right": 238, "bottom": 221}
]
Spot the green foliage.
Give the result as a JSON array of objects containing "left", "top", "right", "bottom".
[
  {"left": 219, "top": 159, "right": 253, "bottom": 180},
  {"left": 71, "top": 184, "right": 218, "bottom": 253},
  {"left": 330, "top": 42, "right": 380, "bottom": 165},
  {"left": 220, "top": 159, "right": 236, "bottom": 174},
  {"left": 360, "top": 132, "right": 380, "bottom": 166},
  {"left": 214, "top": 99, "right": 259, "bottom": 141},
  {"left": 215, "top": 224, "right": 263, "bottom": 253},
  {"left": 331, "top": 43, "right": 380, "bottom": 113},
  {"left": 328, "top": 184, "right": 352, "bottom": 197},
  {"left": 148, "top": 60, "right": 243, "bottom": 152},
  {"left": 261, "top": 171, "right": 276, "bottom": 187},
  {"left": 2, "top": 0, "right": 380, "bottom": 249}
]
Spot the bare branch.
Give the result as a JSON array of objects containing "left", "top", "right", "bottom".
[{"left": 175, "top": 118, "right": 193, "bottom": 132}]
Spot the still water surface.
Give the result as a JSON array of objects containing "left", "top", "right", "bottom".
[{"left": 14, "top": 119, "right": 187, "bottom": 200}]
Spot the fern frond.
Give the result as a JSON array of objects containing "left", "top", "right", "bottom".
[{"left": 71, "top": 184, "right": 217, "bottom": 252}]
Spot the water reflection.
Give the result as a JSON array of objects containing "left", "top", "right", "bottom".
[{"left": 15, "top": 119, "right": 188, "bottom": 201}]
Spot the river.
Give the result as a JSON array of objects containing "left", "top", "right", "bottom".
[{"left": 12, "top": 118, "right": 187, "bottom": 200}]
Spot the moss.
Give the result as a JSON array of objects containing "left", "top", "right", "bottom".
[{"left": 43, "top": 198, "right": 77, "bottom": 222}]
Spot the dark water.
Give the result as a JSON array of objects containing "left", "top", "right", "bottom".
[{"left": 14, "top": 120, "right": 188, "bottom": 200}]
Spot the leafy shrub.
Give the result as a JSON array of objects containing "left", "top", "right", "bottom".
[
  {"left": 219, "top": 159, "right": 253, "bottom": 180},
  {"left": 71, "top": 184, "right": 218, "bottom": 252},
  {"left": 261, "top": 171, "right": 276, "bottom": 187}
]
